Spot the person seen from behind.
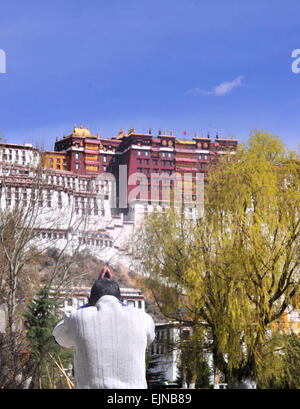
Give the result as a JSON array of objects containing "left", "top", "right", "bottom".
[{"left": 52, "top": 267, "right": 155, "bottom": 389}]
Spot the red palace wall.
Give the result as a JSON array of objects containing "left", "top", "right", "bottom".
[{"left": 52, "top": 126, "right": 238, "bottom": 206}]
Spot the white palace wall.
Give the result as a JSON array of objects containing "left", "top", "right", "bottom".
[{"left": 0, "top": 143, "right": 135, "bottom": 264}]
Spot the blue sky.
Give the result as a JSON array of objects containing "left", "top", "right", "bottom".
[{"left": 0, "top": 0, "right": 299, "bottom": 150}]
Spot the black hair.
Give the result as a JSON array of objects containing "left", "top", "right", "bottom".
[{"left": 89, "top": 278, "right": 121, "bottom": 306}]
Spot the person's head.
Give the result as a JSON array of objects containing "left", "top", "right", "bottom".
[{"left": 89, "top": 278, "right": 121, "bottom": 306}]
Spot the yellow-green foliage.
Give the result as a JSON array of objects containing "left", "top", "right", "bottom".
[{"left": 134, "top": 130, "right": 300, "bottom": 383}]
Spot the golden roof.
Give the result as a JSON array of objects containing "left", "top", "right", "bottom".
[{"left": 72, "top": 124, "right": 92, "bottom": 137}]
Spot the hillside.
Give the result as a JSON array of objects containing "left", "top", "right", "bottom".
[{"left": 38, "top": 248, "right": 166, "bottom": 323}]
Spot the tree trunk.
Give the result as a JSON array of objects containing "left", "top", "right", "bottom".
[
  {"left": 213, "top": 367, "right": 220, "bottom": 389},
  {"left": 189, "top": 371, "right": 197, "bottom": 389},
  {"left": 7, "top": 272, "right": 17, "bottom": 339},
  {"left": 182, "top": 369, "right": 188, "bottom": 389}
]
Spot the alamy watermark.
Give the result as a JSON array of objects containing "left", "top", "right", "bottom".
[
  {"left": 0, "top": 49, "right": 6, "bottom": 73},
  {"left": 291, "top": 49, "right": 300, "bottom": 74},
  {"left": 96, "top": 165, "right": 205, "bottom": 216}
]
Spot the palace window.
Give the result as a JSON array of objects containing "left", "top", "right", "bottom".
[
  {"left": 86, "top": 165, "right": 98, "bottom": 172},
  {"left": 30, "top": 190, "right": 36, "bottom": 207},
  {"left": 38, "top": 191, "right": 43, "bottom": 207},
  {"left": 6, "top": 188, "right": 11, "bottom": 206},
  {"left": 87, "top": 198, "right": 92, "bottom": 215},
  {"left": 14, "top": 187, "right": 19, "bottom": 202},
  {"left": 22, "top": 190, "right": 28, "bottom": 206},
  {"left": 75, "top": 197, "right": 79, "bottom": 214},
  {"left": 47, "top": 191, "right": 51, "bottom": 207},
  {"left": 166, "top": 328, "right": 171, "bottom": 341},
  {"left": 58, "top": 192, "right": 62, "bottom": 209},
  {"left": 81, "top": 197, "right": 85, "bottom": 214},
  {"left": 85, "top": 144, "right": 98, "bottom": 150},
  {"left": 94, "top": 198, "right": 98, "bottom": 215}
]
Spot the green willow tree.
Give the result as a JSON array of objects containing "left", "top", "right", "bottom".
[
  {"left": 256, "top": 332, "right": 300, "bottom": 388},
  {"left": 134, "top": 131, "right": 300, "bottom": 387},
  {"left": 178, "top": 326, "right": 211, "bottom": 389}
]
